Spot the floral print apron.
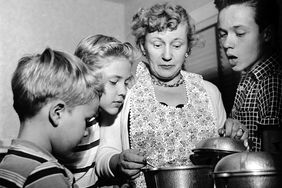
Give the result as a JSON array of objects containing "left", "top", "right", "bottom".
[{"left": 129, "top": 62, "right": 217, "bottom": 187}]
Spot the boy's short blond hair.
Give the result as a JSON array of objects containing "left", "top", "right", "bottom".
[{"left": 12, "top": 48, "right": 103, "bottom": 122}]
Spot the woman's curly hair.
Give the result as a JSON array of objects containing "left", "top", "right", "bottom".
[{"left": 131, "top": 2, "right": 198, "bottom": 55}]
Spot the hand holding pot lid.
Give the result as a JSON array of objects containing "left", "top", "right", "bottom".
[{"left": 218, "top": 118, "right": 250, "bottom": 149}]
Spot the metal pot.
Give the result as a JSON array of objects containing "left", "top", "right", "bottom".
[
  {"left": 142, "top": 165, "right": 214, "bottom": 188},
  {"left": 190, "top": 137, "right": 247, "bottom": 166},
  {"left": 213, "top": 152, "right": 282, "bottom": 188}
]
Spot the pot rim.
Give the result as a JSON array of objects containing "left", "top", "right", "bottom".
[
  {"left": 192, "top": 148, "right": 239, "bottom": 154},
  {"left": 213, "top": 170, "right": 282, "bottom": 178},
  {"left": 142, "top": 165, "right": 213, "bottom": 172}
]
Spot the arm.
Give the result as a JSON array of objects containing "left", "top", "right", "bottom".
[
  {"left": 203, "top": 80, "right": 226, "bottom": 129},
  {"left": 258, "top": 76, "right": 282, "bottom": 152},
  {"left": 262, "top": 127, "right": 282, "bottom": 152},
  {"left": 95, "top": 91, "right": 146, "bottom": 181},
  {"left": 203, "top": 81, "right": 249, "bottom": 147},
  {"left": 95, "top": 112, "right": 123, "bottom": 179}
]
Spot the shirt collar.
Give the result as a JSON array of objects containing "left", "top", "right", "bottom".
[{"left": 248, "top": 53, "right": 280, "bottom": 81}]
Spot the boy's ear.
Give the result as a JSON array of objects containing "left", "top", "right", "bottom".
[
  {"left": 49, "top": 100, "right": 66, "bottom": 127},
  {"left": 263, "top": 25, "right": 272, "bottom": 42}
]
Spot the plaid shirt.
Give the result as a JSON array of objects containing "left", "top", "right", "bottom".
[{"left": 230, "top": 53, "right": 282, "bottom": 151}]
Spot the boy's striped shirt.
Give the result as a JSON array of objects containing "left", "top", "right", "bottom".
[
  {"left": 0, "top": 139, "right": 77, "bottom": 188},
  {"left": 64, "top": 122, "right": 100, "bottom": 187}
]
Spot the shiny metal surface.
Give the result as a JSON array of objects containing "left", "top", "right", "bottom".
[
  {"left": 142, "top": 165, "right": 214, "bottom": 188},
  {"left": 213, "top": 152, "right": 282, "bottom": 188},
  {"left": 214, "top": 175, "right": 282, "bottom": 188},
  {"left": 214, "top": 152, "right": 282, "bottom": 173},
  {"left": 193, "top": 137, "right": 247, "bottom": 153},
  {"left": 191, "top": 137, "right": 247, "bottom": 166}
]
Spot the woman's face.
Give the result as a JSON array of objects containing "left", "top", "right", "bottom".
[
  {"left": 218, "top": 4, "right": 264, "bottom": 72},
  {"left": 143, "top": 23, "right": 188, "bottom": 81},
  {"left": 99, "top": 56, "right": 132, "bottom": 115}
]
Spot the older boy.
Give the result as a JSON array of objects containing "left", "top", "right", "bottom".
[
  {"left": 215, "top": 0, "right": 282, "bottom": 152},
  {"left": 0, "top": 48, "right": 102, "bottom": 187}
]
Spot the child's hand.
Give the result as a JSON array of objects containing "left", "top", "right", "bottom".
[{"left": 111, "top": 149, "right": 146, "bottom": 180}]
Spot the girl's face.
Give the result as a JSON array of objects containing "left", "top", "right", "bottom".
[
  {"left": 143, "top": 23, "right": 188, "bottom": 81},
  {"left": 99, "top": 56, "right": 132, "bottom": 115}
]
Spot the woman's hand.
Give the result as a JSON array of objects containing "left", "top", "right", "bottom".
[
  {"left": 218, "top": 118, "right": 250, "bottom": 149},
  {"left": 110, "top": 149, "right": 146, "bottom": 180}
]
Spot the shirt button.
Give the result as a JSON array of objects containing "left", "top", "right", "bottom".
[{"left": 238, "top": 86, "right": 244, "bottom": 91}]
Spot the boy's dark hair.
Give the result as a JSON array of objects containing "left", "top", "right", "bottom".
[{"left": 214, "top": 0, "right": 279, "bottom": 35}]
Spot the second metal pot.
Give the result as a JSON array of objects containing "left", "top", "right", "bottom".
[{"left": 213, "top": 152, "right": 282, "bottom": 188}]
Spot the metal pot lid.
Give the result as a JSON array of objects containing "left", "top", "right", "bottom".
[
  {"left": 214, "top": 152, "right": 282, "bottom": 174},
  {"left": 192, "top": 137, "right": 247, "bottom": 153}
]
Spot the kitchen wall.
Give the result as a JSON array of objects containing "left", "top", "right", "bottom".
[{"left": 0, "top": 0, "right": 127, "bottom": 147}]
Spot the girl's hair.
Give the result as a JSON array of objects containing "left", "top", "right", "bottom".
[
  {"left": 131, "top": 2, "right": 198, "bottom": 54},
  {"left": 74, "top": 34, "right": 137, "bottom": 73},
  {"left": 12, "top": 48, "right": 103, "bottom": 122}
]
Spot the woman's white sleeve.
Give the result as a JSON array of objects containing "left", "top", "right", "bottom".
[{"left": 204, "top": 81, "right": 227, "bottom": 129}]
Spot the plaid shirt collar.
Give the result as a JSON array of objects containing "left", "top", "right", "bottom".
[{"left": 247, "top": 53, "right": 280, "bottom": 81}]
